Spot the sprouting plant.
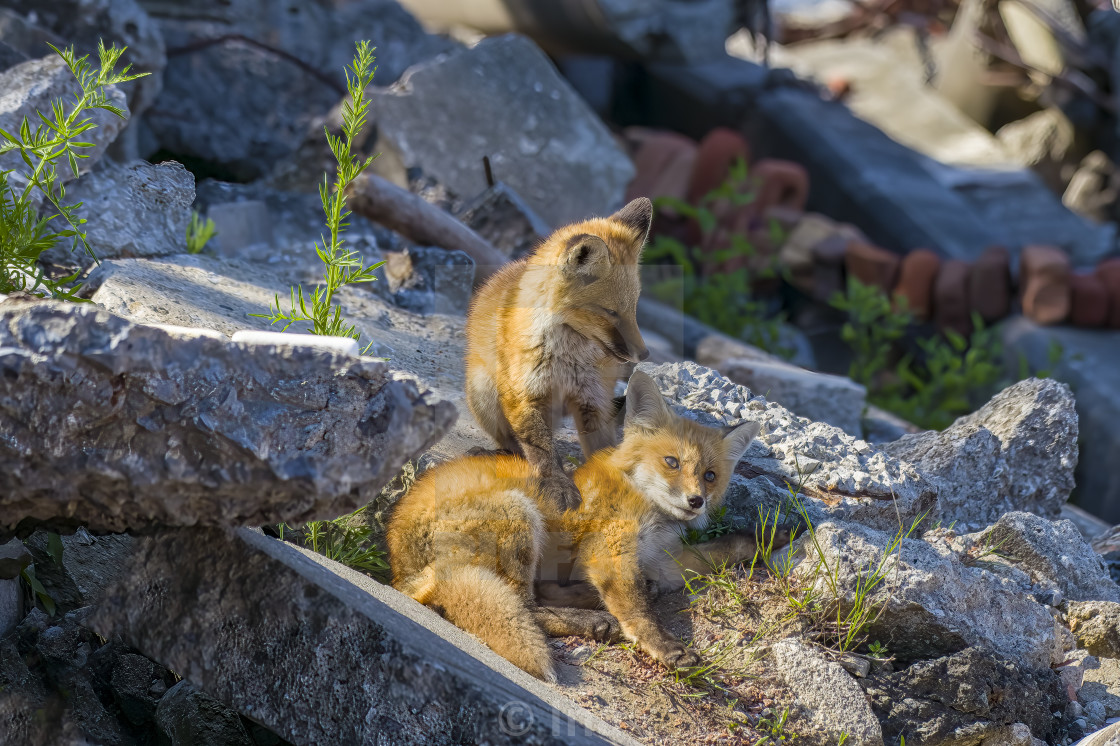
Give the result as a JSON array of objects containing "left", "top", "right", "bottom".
[
  {"left": 254, "top": 40, "right": 384, "bottom": 349},
  {"left": 828, "top": 276, "right": 912, "bottom": 387},
  {"left": 867, "top": 640, "right": 889, "bottom": 660},
  {"left": 0, "top": 41, "right": 148, "bottom": 300},
  {"left": 754, "top": 706, "right": 796, "bottom": 745},
  {"left": 185, "top": 211, "right": 216, "bottom": 254},
  {"left": 964, "top": 531, "right": 1012, "bottom": 567},
  {"left": 280, "top": 506, "right": 389, "bottom": 577},
  {"left": 19, "top": 532, "right": 65, "bottom": 616},
  {"left": 643, "top": 157, "right": 792, "bottom": 358},
  {"left": 681, "top": 504, "right": 737, "bottom": 546}
]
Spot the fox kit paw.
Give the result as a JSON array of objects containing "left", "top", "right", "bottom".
[
  {"left": 540, "top": 472, "right": 582, "bottom": 511},
  {"left": 664, "top": 646, "right": 701, "bottom": 670}
]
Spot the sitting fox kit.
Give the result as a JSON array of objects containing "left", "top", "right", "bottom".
[
  {"left": 387, "top": 371, "right": 775, "bottom": 681},
  {"left": 464, "top": 197, "right": 654, "bottom": 511}
]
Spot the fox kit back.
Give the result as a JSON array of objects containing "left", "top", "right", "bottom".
[{"left": 464, "top": 197, "right": 654, "bottom": 511}]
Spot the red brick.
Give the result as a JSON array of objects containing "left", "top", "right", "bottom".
[
  {"left": 750, "top": 159, "right": 809, "bottom": 216},
  {"left": 968, "top": 246, "right": 1012, "bottom": 323},
  {"left": 893, "top": 249, "right": 941, "bottom": 321},
  {"left": 625, "top": 130, "right": 698, "bottom": 204},
  {"left": 933, "top": 260, "right": 973, "bottom": 336},
  {"left": 845, "top": 239, "right": 901, "bottom": 291},
  {"left": 1069, "top": 273, "right": 1109, "bottom": 328},
  {"left": 1095, "top": 258, "right": 1120, "bottom": 329},
  {"left": 686, "top": 128, "right": 751, "bottom": 204},
  {"left": 1019, "top": 245, "right": 1071, "bottom": 325}
]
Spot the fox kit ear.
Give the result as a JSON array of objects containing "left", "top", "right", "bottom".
[
  {"left": 722, "top": 421, "right": 761, "bottom": 464},
  {"left": 624, "top": 370, "right": 669, "bottom": 430},
  {"left": 610, "top": 197, "right": 653, "bottom": 247},
  {"left": 562, "top": 234, "right": 610, "bottom": 281}
]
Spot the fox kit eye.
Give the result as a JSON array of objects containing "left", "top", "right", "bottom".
[
  {"left": 704, "top": 470, "right": 717, "bottom": 482},
  {"left": 664, "top": 456, "right": 679, "bottom": 469},
  {"left": 600, "top": 306, "right": 619, "bottom": 319}
]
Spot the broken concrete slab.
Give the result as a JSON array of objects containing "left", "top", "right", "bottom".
[
  {"left": 0, "top": 298, "right": 455, "bottom": 539},
  {"left": 1001, "top": 316, "right": 1120, "bottom": 522},
  {"left": 369, "top": 34, "right": 634, "bottom": 227},
  {"left": 43, "top": 160, "right": 195, "bottom": 266},
  {"left": 882, "top": 378, "right": 1079, "bottom": 529},
  {"left": 91, "top": 526, "right": 637, "bottom": 746},
  {"left": 637, "top": 362, "right": 937, "bottom": 533},
  {"left": 155, "top": 680, "right": 255, "bottom": 746}
]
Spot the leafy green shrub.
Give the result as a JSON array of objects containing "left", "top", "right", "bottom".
[
  {"left": 254, "top": 40, "right": 384, "bottom": 349},
  {"left": 0, "top": 42, "right": 147, "bottom": 299},
  {"left": 280, "top": 506, "right": 389, "bottom": 577},
  {"left": 643, "top": 158, "right": 791, "bottom": 357},
  {"left": 185, "top": 211, "right": 216, "bottom": 254},
  {"left": 829, "top": 277, "right": 1033, "bottom": 431}
]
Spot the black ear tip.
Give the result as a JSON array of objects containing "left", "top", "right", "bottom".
[{"left": 612, "top": 197, "right": 653, "bottom": 234}]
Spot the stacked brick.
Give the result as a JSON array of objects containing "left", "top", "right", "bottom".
[{"left": 624, "top": 126, "right": 1120, "bottom": 332}]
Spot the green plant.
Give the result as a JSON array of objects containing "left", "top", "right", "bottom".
[
  {"left": 867, "top": 640, "right": 889, "bottom": 660},
  {"left": 754, "top": 706, "right": 796, "bottom": 745},
  {"left": 0, "top": 41, "right": 147, "bottom": 299},
  {"left": 681, "top": 504, "right": 736, "bottom": 546},
  {"left": 19, "top": 532, "right": 64, "bottom": 616},
  {"left": 828, "top": 276, "right": 911, "bottom": 387},
  {"left": 254, "top": 40, "right": 383, "bottom": 349},
  {"left": 280, "top": 506, "right": 389, "bottom": 576},
  {"left": 185, "top": 211, "right": 216, "bottom": 254},
  {"left": 643, "top": 158, "right": 791, "bottom": 357}
]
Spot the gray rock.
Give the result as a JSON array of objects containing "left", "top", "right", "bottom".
[
  {"left": 0, "top": 539, "right": 31, "bottom": 580},
  {"left": 0, "top": 299, "right": 456, "bottom": 539},
  {"left": 1068, "top": 601, "right": 1120, "bottom": 659},
  {"left": 975, "top": 513, "right": 1120, "bottom": 604},
  {"left": 90, "top": 526, "right": 638, "bottom": 746},
  {"left": 995, "top": 108, "right": 1076, "bottom": 193},
  {"left": 0, "top": 579, "right": 19, "bottom": 638},
  {"left": 204, "top": 199, "right": 273, "bottom": 257},
  {"left": 43, "top": 159, "right": 195, "bottom": 266},
  {"left": 0, "top": 9, "right": 65, "bottom": 73},
  {"left": 882, "top": 378, "right": 1078, "bottom": 529},
  {"left": 1076, "top": 721, "right": 1120, "bottom": 746},
  {"left": 22, "top": 530, "right": 134, "bottom": 611},
  {"left": 380, "top": 245, "right": 475, "bottom": 316},
  {"left": 5, "top": 0, "right": 165, "bottom": 160},
  {"left": 144, "top": 0, "right": 456, "bottom": 181},
  {"left": 860, "top": 648, "right": 1066, "bottom": 746},
  {"left": 456, "top": 181, "right": 553, "bottom": 260},
  {"left": 796, "top": 521, "right": 1062, "bottom": 670},
  {"left": 156, "top": 680, "right": 253, "bottom": 746},
  {"left": 110, "top": 653, "right": 158, "bottom": 725},
  {"left": 0, "top": 56, "right": 128, "bottom": 196},
  {"left": 695, "top": 335, "right": 867, "bottom": 436},
  {"left": 1081, "top": 656, "right": 1120, "bottom": 719},
  {"left": 769, "top": 639, "right": 883, "bottom": 746},
  {"left": 369, "top": 34, "right": 635, "bottom": 227},
  {"left": 637, "top": 362, "right": 937, "bottom": 533}
]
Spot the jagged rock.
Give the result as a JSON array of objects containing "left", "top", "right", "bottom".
[
  {"left": 21, "top": 531, "right": 132, "bottom": 611},
  {"left": 1067, "top": 602, "right": 1120, "bottom": 658},
  {"left": 976, "top": 513, "right": 1120, "bottom": 604},
  {"left": 43, "top": 160, "right": 195, "bottom": 266},
  {"left": 769, "top": 639, "right": 883, "bottom": 746},
  {"left": 455, "top": 181, "right": 553, "bottom": 260},
  {"left": 90, "top": 526, "right": 637, "bottom": 746},
  {"left": 0, "top": 9, "right": 65, "bottom": 73},
  {"left": 0, "top": 299, "right": 456, "bottom": 539},
  {"left": 110, "top": 653, "right": 160, "bottom": 725},
  {"left": 369, "top": 34, "right": 635, "bottom": 227},
  {"left": 0, "top": 539, "right": 31, "bottom": 580},
  {"left": 1081, "top": 655, "right": 1120, "bottom": 719},
  {"left": 380, "top": 245, "right": 475, "bottom": 315},
  {"left": 156, "top": 680, "right": 254, "bottom": 746},
  {"left": 5, "top": 0, "right": 165, "bottom": 160},
  {"left": 797, "top": 521, "right": 1062, "bottom": 670},
  {"left": 637, "top": 362, "right": 937, "bottom": 533},
  {"left": 143, "top": 0, "right": 456, "bottom": 181},
  {"left": 860, "top": 648, "right": 1066, "bottom": 745},
  {"left": 882, "top": 378, "right": 1078, "bottom": 529},
  {"left": 0, "top": 56, "right": 127, "bottom": 195}
]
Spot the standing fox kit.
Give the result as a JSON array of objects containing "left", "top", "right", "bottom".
[
  {"left": 387, "top": 371, "right": 780, "bottom": 681},
  {"left": 465, "top": 197, "right": 654, "bottom": 511}
]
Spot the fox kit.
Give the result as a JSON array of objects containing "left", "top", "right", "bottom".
[
  {"left": 464, "top": 197, "right": 653, "bottom": 511},
  {"left": 387, "top": 371, "right": 784, "bottom": 681}
]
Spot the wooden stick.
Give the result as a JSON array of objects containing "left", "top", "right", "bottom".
[{"left": 346, "top": 173, "right": 510, "bottom": 286}]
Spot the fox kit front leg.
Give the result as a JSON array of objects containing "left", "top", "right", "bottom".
[{"left": 505, "top": 393, "right": 582, "bottom": 511}]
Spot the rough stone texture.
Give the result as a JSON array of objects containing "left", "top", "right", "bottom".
[
  {"left": 6, "top": 0, "right": 165, "bottom": 160},
  {"left": 22, "top": 530, "right": 134, "bottom": 612},
  {"left": 43, "top": 160, "right": 195, "bottom": 266},
  {"left": 882, "top": 378, "right": 1078, "bottom": 529},
  {"left": 0, "top": 299, "right": 456, "bottom": 539},
  {"left": 770, "top": 639, "right": 883, "bottom": 746},
  {"left": 156, "top": 680, "right": 254, "bottom": 746},
  {"left": 976, "top": 513, "right": 1120, "bottom": 604},
  {"left": 1068, "top": 602, "right": 1120, "bottom": 659},
  {"left": 860, "top": 648, "right": 1067, "bottom": 746},
  {"left": 637, "top": 362, "right": 937, "bottom": 533},
  {"left": 0, "top": 56, "right": 127, "bottom": 194},
  {"left": 380, "top": 245, "right": 476, "bottom": 316},
  {"left": 799, "top": 522, "right": 1062, "bottom": 670},
  {"left": 143, "top": 0, "right": 456, "bottom": 181},
  {"left": 0, "top": 539, "right": 31, "bottom": 580},
  {"left": 0, "top": 579, "right": 19, "bottom": 638},
  {"left": 369, "top": 34, "right": 635, "bottom": 227},
  {"left": 1080, "top": 656, "right": 1120, "bottom": 719},
  {"left": 456, "top": 181, "right": 553, "bottom": 260},
  {"left": 0, "top": 9, "right": 65, "bottom": 72},
  {"left": 90, "top": 526, "right": 637, "bottom": 746}
]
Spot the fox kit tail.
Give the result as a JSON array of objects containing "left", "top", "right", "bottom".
[{"left": 412, "top": 562, "right": 556, "bottom": 683}]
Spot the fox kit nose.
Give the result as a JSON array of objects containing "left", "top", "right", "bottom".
[
  {"left": 687, "top": 495, "right": 704, "bottom": 510},
  {"left": 637, "top": 347, "right": 650, "bottom": 362}
]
